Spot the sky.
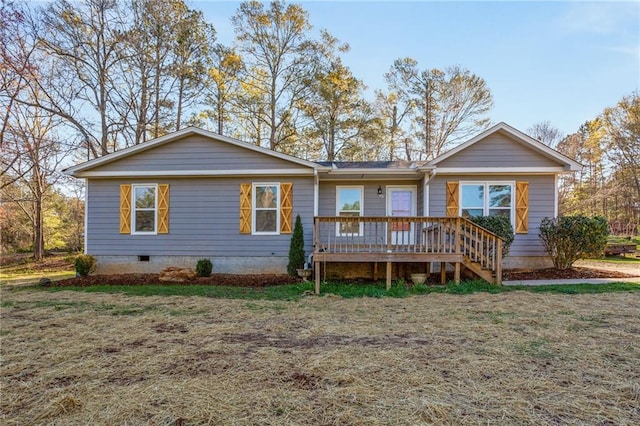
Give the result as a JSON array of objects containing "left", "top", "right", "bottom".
[{"left": 193, "top": 0, "right": 640, "bottom": 137}]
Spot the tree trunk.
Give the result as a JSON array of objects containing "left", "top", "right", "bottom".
[{"left": 33, "top": 188, "right": 44, "bottom": 261}]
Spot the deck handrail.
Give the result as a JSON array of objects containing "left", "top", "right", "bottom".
[{"left": 313, "top": 216, "right": 503, "bottom": 283}]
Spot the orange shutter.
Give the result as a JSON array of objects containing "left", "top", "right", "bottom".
[
  {"left": 516, "top": 182, "right": 529, "bottom": 234},
  {"left": 157, "top": 184, "right": 169, "bottom": 234},
  {"left": 240, "top": 183, "right": 252, "bottom": 234},
  {"left": 446, "top": 182, "right": 459, "bottom": 217},
  {"left": 280, "top": 183, "right": 293, "bottom": 233},
  {"left": 119, "top": 184, "right": 131, "bottom": 234}
]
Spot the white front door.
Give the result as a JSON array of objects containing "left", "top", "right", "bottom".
[{"left": 387, "top": 186, "right": 417, "bottom": 245}]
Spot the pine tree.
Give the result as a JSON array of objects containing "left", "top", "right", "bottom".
[{"left": 287, "top": 214, "right": 305, "bottom": 276}]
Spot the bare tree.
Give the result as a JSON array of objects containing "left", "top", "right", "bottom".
[
  {"left": 527, "top": 121, "right": 564, "bottom": 148},
  {"left": 383, "top": 59, "right": 493, "bottom": 160},
  {"left": 2, "top": 86, "right": 73, "bottom": 260},
  {"left": 232, "top": 0, "right": 318, "bottom": 150}
]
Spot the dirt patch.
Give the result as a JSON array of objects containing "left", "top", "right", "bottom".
[{"left": 503, "top": 267, "right": 636, "bottom": 281}]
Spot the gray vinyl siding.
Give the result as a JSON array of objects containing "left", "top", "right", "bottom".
[
  {"left": 437, "top": 132, "right": 561, "bottom": 168},
  {"left": 318, "top": 180, "right": 422, "bottom": 217},
  {"left": 90, "top": 135, "right": 302, "bottom": 173},
  {"left": 86, "top": 176, "right": 314, "bottom": 257},
  {"left": 428, "top": 174, "right": 555, "bottom": 257}
]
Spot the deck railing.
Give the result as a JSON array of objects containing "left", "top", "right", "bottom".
[{"left": 313, "top": 216, "right": 503, "bottom": 279}]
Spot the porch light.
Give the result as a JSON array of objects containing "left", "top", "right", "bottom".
[{"left": 378, "top": 186, "right": 384, "bottom": 198}]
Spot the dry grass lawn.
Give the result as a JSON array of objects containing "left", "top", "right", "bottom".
[{"left": 1, "top": 287, "right": 639, "bottom": 425}]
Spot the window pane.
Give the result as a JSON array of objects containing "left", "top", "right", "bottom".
[
  {"left": 338, "top": 188, "right": 361, "bottom": 212},
  {"left": 489, "top": 209, "right": 511, "bottom": 219},
  {"left": 461, "top": 208, "right": 484, "bottom": 218},
  {"left": 339, "top": 212, "right": 360, "bottom": 234},
  {"left": 489, "top": 185, "right": 511, "bottom": 207},
  {"left": 135, "top": 211, "right": 155, "bottom": 232},
  {"left": 461, "top": 185, "right": 483, "bottom": 207},
  {"left": 135, "top": 187, "right": 155, "bottom": 208},
  {"left": 255, "top": 210, "right": 277, "bottom": 233},
  {"left": 256, "top": 185, "right": 277, "bottom": 209}
]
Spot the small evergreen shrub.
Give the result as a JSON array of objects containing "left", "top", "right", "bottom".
[
  {"left": 196, "top": 258, "right": 213, "bottom": 277},
  {"left": 539, "top": 215, "right": 609, "bottom": 269},
  {"left": 468, "top": 215, "right": 515, "bottom": 257},
  {"left": 75, "top": 254, "right": 96, "bottom": 277},
  {"left": 287, "top": 214, "right": 305, "bottom": 276}
]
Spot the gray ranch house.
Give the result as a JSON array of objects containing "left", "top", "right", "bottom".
[{"left": 65, "top": 122, "right": 581, "bottom": 289}]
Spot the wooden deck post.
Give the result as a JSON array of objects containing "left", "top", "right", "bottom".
[
  {"left": 314, "top": 260, "right": 320, "bottom": 294},
  {"left": 386, "top": 261, "right": 392, "bottom": 290},
  {"left": 496, "top": 239, "right": 503, "bottom": 285},
  {"left": 440, "top": 262, "right": 446, "bottom": 284},
  {"left": 454, "top": 262, "right": 460, "bottom": 284}
]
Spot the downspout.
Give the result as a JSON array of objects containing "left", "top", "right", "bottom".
[
  {"left": 84, "top": 179, "right": 88, "bottom": 254},
  {"left": 313, "top": 169, "right": 319, "bottom": 217},
  {"left": 423, "top": 169, "right": 437, "bottom": 217},
  {"left": 554, "top": 174, "right": 559, "bottom": 218}
]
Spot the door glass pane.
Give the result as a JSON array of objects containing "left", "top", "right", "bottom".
[
  {"left": 391, "top": 191, "right": 412, "bottom": 216},
  {"left": 489, "top": 185, "right": 511, "bottom": 207}
]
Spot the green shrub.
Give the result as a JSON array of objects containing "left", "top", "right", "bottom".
[
  {"left": 75, "top": 254, "right": 96, "bottom": 277},
  {"left": 468, "top": 215, "right": 515, "bottom": 257},
  {"left": 287, "top": 214, "right": 305, "bottom": 276},
  {"left": 196, "top": 258, "right": 213, "bottom": 277},
  {"left": 539, "top": 215, "right": 609, "bottom": 269}
]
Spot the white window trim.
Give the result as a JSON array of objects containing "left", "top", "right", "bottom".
[
  {"left": 459, "top": 181, "right": 516, "bottom": 226},
  {"left": 252, "top": 182, "right": 281, "bottom": 235},
  {"left": 131, "top": 183, "right": 158, "bottom": 235},
  {"left": 336, "top": 185, "right": 364, "bottom": 237}
]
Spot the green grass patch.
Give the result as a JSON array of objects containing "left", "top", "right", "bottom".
[
  {"left": 27, "top": 279, "right": 640, "bottom": 300},
  {"left": 591, "top": 256, "right": 640, "bottom": 264},
  {"left": 507, "top": 282, "right": 640, "bottom": 294},
  {"left": 43, "top": 283, "right": 315, "bottom": 300}
]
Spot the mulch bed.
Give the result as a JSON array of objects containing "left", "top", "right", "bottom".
[
  {"left": 50, "top": 267, "right": 636, "bottom": 288},
  {"left": 53, "top": 273, "right": 301, "bottom": 287}
]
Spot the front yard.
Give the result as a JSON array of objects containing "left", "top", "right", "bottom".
[{"left": 1, "top": 287, "right": 639, "bottom": 424}]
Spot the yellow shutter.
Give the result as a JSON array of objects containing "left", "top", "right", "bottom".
[
  {"left": 516, "top": 181, "right": 529, "bottom": 234},
  {"left": 240, "top": 183, "right": 252, "bottom": 234},
  {"left": 446, "top": 182, "right": 459, "bottom": 217},
  {"left": 157, "top": 184, "right": 169, "bottom": 234},
  {"left": 280, "top": 183, "right": 293, "bottom": 233},
  {"left": 119, "top": 184, "right": 131, "bottom": 234}
]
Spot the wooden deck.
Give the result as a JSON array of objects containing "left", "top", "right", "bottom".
[{"left": 313, "top": 216, "right": 503, "bottom": 294}]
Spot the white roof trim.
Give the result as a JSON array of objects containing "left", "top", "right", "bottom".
[
  {"left": 427, "top": 122, "right": 582, "bottom": 171},
  {"left": 434, "top": 167, "right": 570, "bottom": 175},
  {"left": 64, "top": 127, "right": 329, "bottom": 176},
  {"left": 324, "top": 168, "right": 424, "bottom": 175},
  {"left": 75, "top": 168, "right": 316, "bottom": 178}
]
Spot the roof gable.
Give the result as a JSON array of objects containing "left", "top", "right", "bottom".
[
  {"left": 427, "top": 122, "right": 582, "bottom": 172},
  {"left": 65, "top": 127, "right": 327, "bottom": 177}
]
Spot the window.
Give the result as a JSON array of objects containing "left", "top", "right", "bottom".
[
  {"left": 461, "top": 182, "right": 513, "bottom": 222},
  {"left": 336, "top": 186, "right": 363, "bottom": 236},
  {"left": 132, "top": 184, "right": 157, "bottom": 234},
  {"left": 253, "top": 183, "right": 280, "bottom": 234}
]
